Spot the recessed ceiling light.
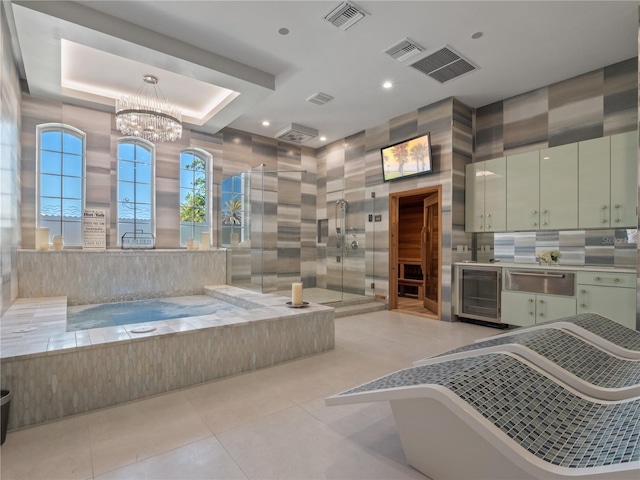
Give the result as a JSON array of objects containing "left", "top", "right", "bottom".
[
  {"left": 262, "top": 120, "right": 270, "bottom": 126},
  {"left": 471, "top": 31, "right": 483, "bottom": 39},
  {"left": 320, "top": 136, "right": 327, "bottom": 141},
  {"left": 278, "top": 27, "right": 290, "bottom": 35},
  {"left": 383, "top": 81, "right": 393, "bottom": 89}
]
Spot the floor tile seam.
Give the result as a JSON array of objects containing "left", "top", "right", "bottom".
[{"left": 90, "top": 433, "right": 218, "bottom": 480}]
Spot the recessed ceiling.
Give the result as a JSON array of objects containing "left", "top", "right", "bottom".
[
  {"left": 7, "top": 1, "right": 638, "bottom": 148},
  {"left": 61, "top": 40, "right": 239, "bottom": 125}
]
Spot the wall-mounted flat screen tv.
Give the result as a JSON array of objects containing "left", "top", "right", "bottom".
[{"left": 380, "top": 132, "right": 432, "bottom": 182}]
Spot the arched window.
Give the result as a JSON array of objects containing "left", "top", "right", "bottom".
[
  {"left": 117, "top": 138, "right": 155, "bottom": 245},
  {"left": 179, "top": 148, "right": 211, "bottom": 246},
  {"left": 37, "top": 124, "right": 85, "bottom": 246}
]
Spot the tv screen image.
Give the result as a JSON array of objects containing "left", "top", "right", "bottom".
[{"left": 380, "top": 133, "right": 432, "bottom": 182}]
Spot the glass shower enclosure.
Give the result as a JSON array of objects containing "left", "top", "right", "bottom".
[{"left": 222, "top": 165, "right": 376, "bottom": 304}]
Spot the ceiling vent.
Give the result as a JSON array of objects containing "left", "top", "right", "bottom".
[
  {"left": 275, "top": 123, "right": 319, "bottom": 144},
  {"left": 324, "top": 2, "right": 367, "bottom": 31},
  {"left": 384, "top": 38, "right": 424, "bottom": 62},
  {"left": 409, "top": 45, "right": 477, "bottom": 84},
  {"left": 306, "top": 92, "right": 335, "bottom": 106}
]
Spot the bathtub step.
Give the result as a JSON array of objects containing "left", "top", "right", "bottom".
[{"left": 335, "top": 301, "right": 387, "bottom": 318}]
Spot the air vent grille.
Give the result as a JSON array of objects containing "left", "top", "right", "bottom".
[
  {"left": 384, "top": 38, "right": 424, "bottom": 62},
  {"left": 275, "top": 123, "right": 319, "bottom": 144},
  {"left": 410, "top": 46, "right": 477, "bottom": 83},
  {"left": 306, "top": 92, "right": 335, "bottom": 106},
  {"left": 324, "top": 2, "right": 367, "bottom": 30}
]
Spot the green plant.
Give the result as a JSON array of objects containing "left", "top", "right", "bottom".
[{"left": 222, "top": 197, "right": 242, "bottom": 225}]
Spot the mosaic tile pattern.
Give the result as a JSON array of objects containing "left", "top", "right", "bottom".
[
  {"left": 433, "top": 328, "right": 640, "bottom": 389},
  {"left": 339, "top": 353, "right": 640, "bottom": 469},
  {"left": 17, "top": 249, "right": 227, "bottom": 305},
  {"left": 0, "top": 286, "right": 335, "bottom": 429},
  {"left": 540, "top": 313, "right": 640, "bottom": 351}
]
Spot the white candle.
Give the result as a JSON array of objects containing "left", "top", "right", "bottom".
[
  {"left": 36, "top": 227, "right": 50, "bottom": 250},
  {"left": 200, "top": 232, "right": 210, "bottom": 250},
  {"left": 292, "top": 283, "right": 303, "bottom": 306}
]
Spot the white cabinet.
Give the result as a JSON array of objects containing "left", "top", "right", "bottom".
[
  {"left": 506, "top": 151, "right": 540, "bottom": 231},
  {"left": 610, "top": 131, "right": 638, "bottom": 227},
  {"left": 465, "top": 157, "right": 506, "bottom": 232},
  {"left": 578, "top": 136, "right": 611, "bottom": 228},
  {"left": 577, "top": 272, "right": 637, "bottom": 329},
  {"left": 539, "top": 143, "right": 578, "bottom": 230},
  {"left": 502, "top": 291, "right": 576, "bottom": 327},
  {"left": 578, "top": 131, "right": 638, "bottom": 229}
]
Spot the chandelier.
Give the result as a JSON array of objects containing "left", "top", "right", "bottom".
[{"left": 115, "top": 75, "right": 182, "bottom": 142}]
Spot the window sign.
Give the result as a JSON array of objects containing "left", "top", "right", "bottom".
[{"left": 83, "top": 209, "right": 106, "bottom": 250}]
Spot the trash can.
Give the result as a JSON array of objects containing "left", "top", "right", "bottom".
[{"left": 1, "top": 390, "right": 11, "bottom": 445}]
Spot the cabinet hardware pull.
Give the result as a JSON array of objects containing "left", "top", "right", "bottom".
[
  {"left": 615, "top": 219, "right": 620, "bottom": 223},
  {"left": 511, "top": 272, "right": 565, "bottom": 278},
  {"left": 539, "top": 313, "right": 544, "bottom": 317},
  {"left": 580, "top": 290, "right": 586, "bottom": 294},
  {"left": 615, "top": 204, "right": 620, "bottom": 208},
  {"left": 614, "top": 278, "right": 620, "bottom": 283},
  {"left": 595, "top": 276, "right": 601, "bottom": 281},
  {"left": 532, "top": 222, "right": 537, "bottom": 226},
  {"left": 602, "top": 219, "right": 607, "bottom": 223},
  {"left": 602, "top": 205, "right": 607, "bottom": 210},
  {"left": 532, "top": 210, "right": 537, "bottom": 214},
  {"left": 543, "top": 210, "right": 548, "bottom": 214},
  {"left": 581, "top": 304, "right": 586, "bottom": 308}
]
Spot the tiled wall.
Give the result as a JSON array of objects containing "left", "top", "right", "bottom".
[
  {"left": 18, "top": 103, "right": 317, "bottom": 296},
  {"left": 0, "top": 4, "right": 21, "bottom": 317},
  {"left": 475, "top": 59, "right": 638, "bottom": 257},
  {"left": 475, "top": 58, "right": 637, "bottom": 160},
  {"left": 317, "top": 98, "right": 472, "bottom": 322},
  {"left": 17, "top": 249, "right": 227, "bottom": 305}
]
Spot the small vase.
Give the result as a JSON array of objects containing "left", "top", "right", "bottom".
[{"left": 52, "top": 235, "right": 63, "bottom": 250}]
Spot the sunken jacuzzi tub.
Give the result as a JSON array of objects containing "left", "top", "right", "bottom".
[{"left": 0, "top": 286, "right": 334, "bottom": 430}]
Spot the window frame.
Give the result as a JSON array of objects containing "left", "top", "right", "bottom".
[
  {"left": 36, "top": 123, "right": 87, "bottom": 247},
  {"left": 116, "top": 137, "right": 156, "bottom": 246},
  {"left": 179, "top": 148, "right": 212, "bottom": 247}
]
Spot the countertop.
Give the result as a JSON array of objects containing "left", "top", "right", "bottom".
[{"left": 454, "top": 262, "right": 637, "bottom": 274}]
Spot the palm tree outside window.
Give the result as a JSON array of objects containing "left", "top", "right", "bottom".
[{"left": 179, "top": 149, "right": 211, "bottom": 246}]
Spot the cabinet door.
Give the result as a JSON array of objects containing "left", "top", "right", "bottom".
[
  {"left": 578, "top": 136, "right": 610, "bottom": 229},
  {"left": 577, "top": 286, "right": 637, "bottom": 330},
  {"left": 540, "top": 143, "right": 578, "bottom": 230},
  {"left": 535, "top": 294, "right": 576, "bottom": 323},
  {"left": 501, "top": 291, "right": 536, "bottom": 327},
  {"left": 483, "top": 157, "right": 506, "bottom": 232},
  {"left": 465, "top": 162, "right": 485, "bottom": 232},
  {"left": 506, "top": 151, "right": 540, "bottom": 231},
  {"left": 610, "top": 131, "right": 638, "bottom": 228}
]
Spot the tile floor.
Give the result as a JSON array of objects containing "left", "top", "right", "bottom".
[{"left": 0, "top": 310, "right": 498, "bottom": 480}]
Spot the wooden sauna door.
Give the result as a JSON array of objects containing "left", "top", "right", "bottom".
[{"left": 423, "top": 193, "right": 439, "bottom": 313}]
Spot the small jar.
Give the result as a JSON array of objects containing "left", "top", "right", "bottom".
[{"left": 52, "top": 235, "right": 63, "bottom": 250}]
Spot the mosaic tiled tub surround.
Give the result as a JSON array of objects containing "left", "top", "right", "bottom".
[
  {"left": 416, "top": 327, "right": 640, "bottom": 400},
  {"left": 0, "top": 287, "right": 335, "bottom": 429},
  {"left": 331, "top": 353, "right": 640, "bottom": 476},
  {"left": 17, "top": 249, "right": 227, "bottom": 305}
]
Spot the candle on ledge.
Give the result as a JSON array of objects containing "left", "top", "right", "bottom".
[
  {"left": 292, "top": 283, "right": 303, "bottom": 306},
  {"left": 35, "top": 227, "right": 50, "bottom": 251}
]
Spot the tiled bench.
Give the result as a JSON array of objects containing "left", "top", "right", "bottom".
[
  {"left": 327, "top": 353, "right": 640, "bottom": 480},
  {"left": 414, "top": 327, "right": 640, "bottom": 400},
  {"left": 476, "top": 313, "right": 640, "bottom": 359}
]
